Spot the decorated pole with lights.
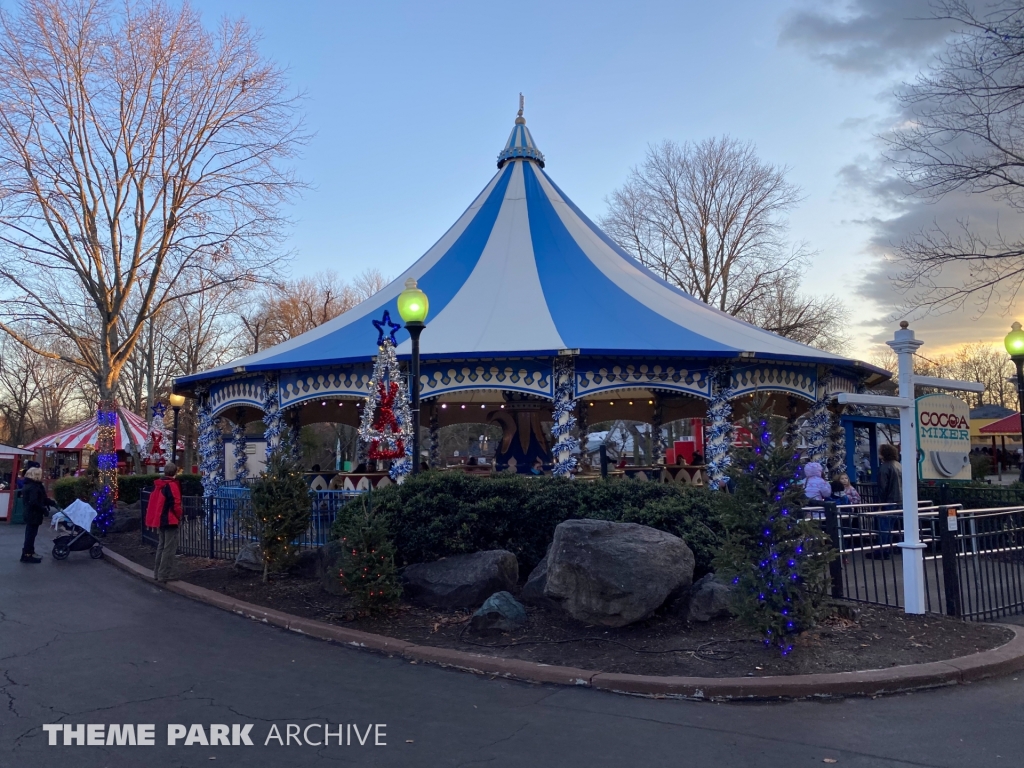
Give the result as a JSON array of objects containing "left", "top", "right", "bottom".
[
  {"left": 836, "top": 321, "right": 984, "bottom": 614},
  {"left": 93, "top": 400, "right": 119, "bottom": 532},
  {"left": 396, "top": 278, "right": 429, "bottom": 475},
  {"left": 197, "top": 395, "right": 224, "bottom": 498},
  {"left": 262, "top": 374, "right": 284, "bottom": 461},
  {"left": 551, "top": 354, "right": 579, "bottom": 477},
  {"left": 359, "top": 310, "right": 414, "bottom": 480},
  {"left": 1005, "top": 322, "right": 1024, "bottom": 484}
]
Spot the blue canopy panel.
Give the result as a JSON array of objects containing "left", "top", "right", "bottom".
[{"left": 179, "top": 113, "right": 870, "bottom": 391}]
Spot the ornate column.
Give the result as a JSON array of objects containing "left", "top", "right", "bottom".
[
  {"left": 551, "top": 356, "right": 579, "bottom": 478},
  {"left": 806, "top": 366, "right": 833, "bottom": 465},
  {"left": 575, "top": 399, "right": 589, "bottom": 471},
  {"left": 428, "top": 407, "right": 440, "bottom": 469},
  {"left": 232, "top": 408, "right": 249, "bottom": 482},
  {"left": 197, "top": 393, "right": 224, "bottom": 498},
  {"left": 262, "top": 373, "right": 284, "bottom": 460},
  {"left": 651, "top": 394, "right": 665, "bottom": 464},
  {"left": 705, "top": 366, "right": 734, "bottom": 488}
]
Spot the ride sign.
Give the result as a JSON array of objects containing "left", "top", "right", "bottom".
[{"left": 915, "top": 393, "right": 971, "bottom": 481}]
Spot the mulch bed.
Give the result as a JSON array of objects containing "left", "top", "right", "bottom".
[{"left": 101, "top": 531, "right": 1014, "bottom": 678}]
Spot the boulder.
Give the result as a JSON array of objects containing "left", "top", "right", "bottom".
[
  {"left": 289, "top": 548, "right": 320, "bottom": 579},
  {"left": 316, "top": 540, "right": 348, "bottom": 596},
  {"left": 469, "top": 591, "right": 527, "bottom": 634},
  {"left": 402, "top": 550, "right": 519, "bottom": 609},
  {"left": 521, "top": 549, "right": 560, "bottom": 610},
  {"left": 234, "top": 542, "right": 263, "bottom": 572},
  {"left": 686, "top": 573, "right": 736, "bottom": 622},
  {"left": 544, "top": 519, "right": 694, "bottom": 627},
  {"left": 108, "top": 501, "right": 141, "bottom": 534}
]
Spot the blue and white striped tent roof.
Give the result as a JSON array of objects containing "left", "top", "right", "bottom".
[{"left": 180, "top": 112, "right": 869, "bottom": 387}]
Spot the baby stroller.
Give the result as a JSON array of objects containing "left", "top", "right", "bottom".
[{"left": 50, "top": 499, "right": 103, "bottom": 560}]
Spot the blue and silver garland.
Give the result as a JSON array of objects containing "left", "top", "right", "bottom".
[
  {"left": 232, "top": 419, "right": 249, "bottom": 481},
  {"left": 428, "top": 410, "right": 440, "bottom": 469},
  {"left": 551, "top": 357, "right": 579, "bottom": 478},
  {"left": 651, "top": 395, "right": 665, "bottom": 464},
  {"left": 828, "top": 406, "right": 846, "bottom": 480},
  {"left": 706, "top": 366, "right": 735, "bottom": 488},
  {"left": 262, "top": 374, "right": 283, "bottom": 461},
  {"left": 806, "top": 369, "right": 832, "bottom": 466},
  {"left": 197, "top": 397, "right": 224, "bottom": 498}
]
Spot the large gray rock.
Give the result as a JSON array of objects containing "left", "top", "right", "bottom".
[
  {"left": 522, "top": 549, "right": 560, "bottom": 610},
  {"left": 544, "top": 519, "right": 694, "bottom": 627},
  {"left": 686, "top": 573, "right": 736, "bottom": 622},
  {"left": 469, "top": 591, "right": 527, "bottom": 634},
  {"left": 108, "top": 500, "right": 141, "bottom": 533},
  {"left": 402, "top": 550, "right": 519, "bottom": 609},
  {"left": 316, "top": 540, "right": 348, "bottom": 596},
  {"left": 234, "top": 542, "right": 263, "bottom": 572}
]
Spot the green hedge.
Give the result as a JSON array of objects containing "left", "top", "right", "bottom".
[
  {"left": 329, "top": 472, "right": 725, "bottom": 576},
  {"left": 52, "top": 472, "right": 204, "bottom": 508}
]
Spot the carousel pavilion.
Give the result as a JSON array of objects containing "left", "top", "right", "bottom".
[{"left": 176, "top": 106, "right": 887, "bottom": 484}]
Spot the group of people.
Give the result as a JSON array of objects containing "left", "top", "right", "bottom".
[
  {"left": 802, "top": 443, "right": 904, "bottom": 509},
  {"left": 17, "top": 460, "right": 184, "bottom": 583}
]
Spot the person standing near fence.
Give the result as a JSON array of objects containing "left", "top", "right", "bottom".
[
  {"left": 146, "top": 462, "right": 182, "bottom": 582},
  {"left": 874, "top": 444, "right": 902, "bottom": 560}
]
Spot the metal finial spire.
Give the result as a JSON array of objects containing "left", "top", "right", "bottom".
[{"left": 515, "top": 93, "right": 526, "bottom": 124}]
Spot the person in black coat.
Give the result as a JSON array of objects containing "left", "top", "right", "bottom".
[{"left": 20, "top": 466, "right": 53, "bottom": 564}]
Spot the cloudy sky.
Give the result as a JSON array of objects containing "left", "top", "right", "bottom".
[{"left": 196, "top": 0, "right": 1021, "bottom": 360}]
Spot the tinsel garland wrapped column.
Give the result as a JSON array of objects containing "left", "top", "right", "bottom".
[
  {"left": 428, "top": 409, "right": 440, "bottom": 469},
  {"left": 806, "top": 368, "right": 833, "bottom": 466},
  {"left": 551, "top": 356, "right": 579, "bottom": 478},
  {"left": 262, "top": 374, "right": 284, "bottom": 461},
  {"left": 705, "top": 367, "right": 735, "bottom": 489},
  {"left": 828, "top": 404, "right": 847, "bottom": 479},
  {"left": 232, "top": 409, "right": 249, "bottom": 482},
  {"left": 93, "top": 400, "right": 119, "bottom": 532},
  {"left": 575, "top": 399, "right": 589, "bottom": 471},
  {"left": 197, "top": 397, "right": 224, "bottom": 498},
  {"left": 651, "top": 394, "right": 665, "bottom": 464}
]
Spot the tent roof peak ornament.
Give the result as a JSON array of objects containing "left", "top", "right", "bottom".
[{"left": 498, "top": 95, "right": 544, "bottom": 169}]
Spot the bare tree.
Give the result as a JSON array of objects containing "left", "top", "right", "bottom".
[
  {"left": 740, "top": 277, "right": 849, "bottom": 353},
  {"left": 0, "top": 336, "right": 41, "bottom": 445},
  {"left": 889, "top": 0, "right": 1024, "bottom": 311},
  {"left": 602, "top": 137, "right": 845, "bottom": 348},
  {"left": 237, "top": 268, "right": 387, "bottom": 353},
  {"left": 0, "top": 0, "right": 305, "bottom": 434}
]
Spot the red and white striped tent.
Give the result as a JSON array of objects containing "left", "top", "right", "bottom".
[{"left": 24, "top": 409, "right": 150, "bottom": 452}]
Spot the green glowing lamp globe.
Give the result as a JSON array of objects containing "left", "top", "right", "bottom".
[
  {"left": 1006, "top": 322, "right": 1024, "bottom": 357},
  {"left": 397, "top": 278, "right": 429, "bottom": 325}
]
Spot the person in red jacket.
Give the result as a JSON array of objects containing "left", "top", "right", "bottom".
[{"left": 145, "top": 462, "right": 182, "bottom": 582}]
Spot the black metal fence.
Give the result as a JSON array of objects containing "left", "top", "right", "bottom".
[
  {"left": 936, "top": 505, "right": 1024, "bottom": 621},
  {"left": 139, "top": 488, "right": 361, "bottom": 560},
  {"left": 822, "top": 499, "right": 1024, "bottom": 620}
]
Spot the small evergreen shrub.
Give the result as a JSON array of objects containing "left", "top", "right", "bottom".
[
  {"left": 329, "top": 471, "right": 726, "bottom": 575},
  {"left": 715, "top": 398, "right": 834, "bottom": 654},
  {"left": 247, "top": 439, "right": 313, "bottom": 581},
  {"left": 334, "top": 496, "right": 402, "bottom": 614}
]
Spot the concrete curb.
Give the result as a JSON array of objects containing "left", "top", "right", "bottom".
[{"left": 102, "top": 547, "right": 1024, "bottom": 701}]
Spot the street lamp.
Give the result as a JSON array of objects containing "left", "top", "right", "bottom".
[
  {"left": 168, "top": 393, "right": 186, "bottom": 465},
  {"left": 1004, "top": 321, "right": 1024, "bottom": 482},
  {"left": 397, "top": 278, "right": 429, "bottom": 474}
]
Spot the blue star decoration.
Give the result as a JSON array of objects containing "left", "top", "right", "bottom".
[
  {"left": 151, "top": 402, "right": 167, "bottom": 419},
  {"left": 373, "top": 310, "right": 402, "bottom": 346}
]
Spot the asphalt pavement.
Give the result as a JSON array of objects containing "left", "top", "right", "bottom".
[{"left": 3, "top": 523, "right": 1024, "bottom": 768}]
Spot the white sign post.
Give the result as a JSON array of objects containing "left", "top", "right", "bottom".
[{"left": 836, "top": 322, "right": 983, "bottom": 615}]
